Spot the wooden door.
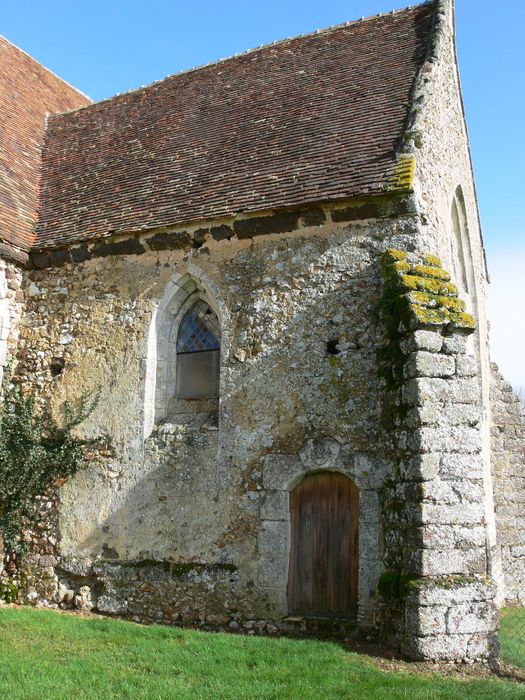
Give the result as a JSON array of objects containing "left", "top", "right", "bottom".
[{"left": 288, "top": 471, "right": 359, "bottom": 618}]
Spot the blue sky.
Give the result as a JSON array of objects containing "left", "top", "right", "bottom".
[{"left": 3, "top": 1, "right": 524, "bottom": 386}]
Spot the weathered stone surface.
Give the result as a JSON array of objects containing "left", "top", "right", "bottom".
[
  {"left": 299, "top": 209, "right": 326, "bottom": 227},
  {"left": 97, "top": 595, "right": 129, "bottom": 615},
  {"left": 400, "top": 330, "right": 443, "bottom": 354},
  {"left": 92, "top": 237, "right": 146, "bottom": 258},
  {"left": 0, "top": 2, "right": 513, "bottom": 665},
  {"left": 447, "top": 602, "right": 498, "bottom": 634},
  {"left": 490, "top": 363, "right": 525, "bottom": 604},
  {"left": 402, "top": 377, "right": 480, "bottom": 406},
  {"left": 398, "top": 454, "right": 440, "bottom": 482},
  {"left": 404, "top": 352, "right": 455, "bottom": 379},
  {"left": 210, "top": 225, "right": 234, "bottom": 241}
]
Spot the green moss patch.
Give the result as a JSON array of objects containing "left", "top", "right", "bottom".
[
  {"left": 378, "top": 571, "right": 418, "bottom": 600},
  {"left": 380, "top": 250, "right": 475, "bottom": 335}
]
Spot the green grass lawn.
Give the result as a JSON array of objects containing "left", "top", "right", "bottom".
[
  {"left": 0, "top": 606, "right": 523, "bottom": 699},
  {"left": 500, "top": 607, "right": 525, "bottom": 671}
]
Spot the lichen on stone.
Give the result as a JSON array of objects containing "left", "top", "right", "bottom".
[
  {"left": 399, "top": 274, "right": 456, "bottom": 297},
  {"left": 378, "top": 248, "right": 476, "bottom": 390},
  {"left": 385, "top": 154, "right": 416, "bottom": 192},
  {"left": 411, "top": 264, "right": 451, "bottom": 282},
  {"left": 380, "top": 250, "right": 475, "bottom": 334},
  {"left": 423, "top": 253, "right": 441, "bottom": 267}
]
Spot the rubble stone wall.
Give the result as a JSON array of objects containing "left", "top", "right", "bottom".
[
  {"left": 14, "top": 205, "right": 421, "bottom": 632},
  {"left": 0, "top": 259, "right": 24, "bottom": 386},
  {"left": 0, "top": 257, "right": 25, "bottom": 576},
  {"left": 490, "top": 364, "right": 525, "bottom": 605}
]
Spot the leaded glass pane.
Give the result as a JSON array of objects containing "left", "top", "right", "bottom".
[
  {"left": 176, "top": 300, "right": 220, "bottom": 353},
  {"left": 176, "top": 350, "right": 220, "bottom": 398}
]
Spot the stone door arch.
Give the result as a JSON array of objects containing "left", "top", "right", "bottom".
[{"left": 287, "top": 471, "right": 359, "bottom": 618}]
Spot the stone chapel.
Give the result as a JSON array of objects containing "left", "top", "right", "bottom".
[{"left": 0, "top": 0, "right": 523, "bottom": 661}]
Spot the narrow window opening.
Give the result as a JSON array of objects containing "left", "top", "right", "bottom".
[
  {"left": 176, "top": 299, "right": 220, "bottom": 399},
  {"left": 451, "top": 198, "right": 469, "bottom": 293}
]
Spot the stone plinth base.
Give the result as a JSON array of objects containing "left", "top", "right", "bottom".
[{"left": 401, "top": 577, "right": 498, "bottom": 661}]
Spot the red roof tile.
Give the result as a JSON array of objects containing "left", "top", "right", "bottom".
[
  {"left": 0, "top": 37, "right": 90, "bottom": 251},
  {"left": 36, "top": 3, "right": 433, "bottom": 249}
]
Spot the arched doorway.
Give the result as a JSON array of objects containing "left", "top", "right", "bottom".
[{"left": 288, "top": 471, "right": 359, "bottom": 618}]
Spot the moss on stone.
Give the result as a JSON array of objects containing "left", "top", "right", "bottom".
[
  {"left": 410, "top": 305, "right": 451, "bottom": 327},
  {"left": 386, "top": 249, "right": 408, "bottom": 263},
  {"left": 385, "top": 154, "right": 416, "bottom": 192},
  {"left": 406, "top": 291, "right": 465, "bottom": 314},
  {"left": 399, "top": 274, "right": 457, "bottom": 297},
  {"left": 406, "top": 291, "right": 441, "bottom": 308},
  {"left": 380, "top": 249, "right": 407, "bottom": 281},
  {"left": 423, "top": 254, "right": 442, "bottom": 267},
  {"left": 438, "top": 296, "right": 466, "bottom": 313},
  {"left": 378, "top": 570, "right": 417, "bottom": 600},
  {"left": 392, "top": 260, "right": 411, "bottom": 274},
  {"left": 449, "top": 311, "right": 476, "bottom": 331},
  {"left": 411, "top": 264, "right": 451, "bottom": 282},
  {"left": 378, "top": 249, "right": 476, "bottom": 390}
]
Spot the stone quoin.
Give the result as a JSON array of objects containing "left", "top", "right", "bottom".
[{"left": 0, "top": 0, "right": 523, "bottom": 662}]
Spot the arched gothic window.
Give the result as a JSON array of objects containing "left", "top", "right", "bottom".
[
  {"left": 451, "top": 197, "right": 469, "bottom": 293},
  {"left": 144, "top": 273, "right": 222, "bottom": 433},
  {"left": 176, "top": 299, "right": 220, "bottom": 399},
  {"left": 450, "top": 186, "right": 472, "bottom": 298}
]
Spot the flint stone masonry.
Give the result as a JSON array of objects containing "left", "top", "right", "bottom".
[{"left": 15, "top": 215, "right": 414, "bottom": 634}]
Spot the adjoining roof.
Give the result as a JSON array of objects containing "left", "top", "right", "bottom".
[
  {"left": 35, "top": 2, "right": 435, "bottom": 250},
  {"left": 0, "top": 36, "right": 91, "bottom": 251}
]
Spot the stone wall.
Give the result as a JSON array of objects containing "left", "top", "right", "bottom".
[
  {"left": 490, "top": 363, "right": 525, "bottom": 605},
  {"left": 404, "top": 0, "right": 500, "bottom": 600},
  {"left": 0, "top": 259, "right": 24, "bottom": 386},
  {"left": 3, "top": 232, "right": 500, "bottom": 662},
  {"left": 0, "top": 257, "right": 25, "bottom": 583},
  {"left": 12, "top": 205, "right": 422, "bottom": 633},
  {"left": 377, "top": 249, "right": 497, "bottom": 661}
]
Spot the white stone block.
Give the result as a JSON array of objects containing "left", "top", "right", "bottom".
[
  {"left": 402, "top": 377, "right": 480, "bottom": 406},
  {"left": 447, "top": 602, "right": 498, "bottom": 634},
  {"left": 421, "top": 501, "right": 485, "bottom": 525},
  {"left": 404, "top": 352, "right": 455, "bottom": 379},
  {"left": 405, "top": 605, "right": 447, "bottom": 635},
  {"left": 455, "top": 355, "right": 478, "bottom": 377},
  {"left": 401, "top": 330, "right": 443, "bottom": 354},
  {"left": 257, "top": 520, "right": 289, "bottom": 587},
  {"left": 410, "top": 426, "right": 481, "bottom": 454},
  {"left": 440, "top": 454, "right": 483, "bottom": 480},
  {"left": 260, "top": 490, "right": 289, "bottom": 521}
]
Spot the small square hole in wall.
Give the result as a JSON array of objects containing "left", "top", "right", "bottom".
[
  {"left": 326, "top": 339, "right": 341, "bottom": 356},
  {"left": 50, "top": 356, "right": 65, "bottom": 376}
]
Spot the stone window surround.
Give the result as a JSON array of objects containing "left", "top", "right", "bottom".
[
  {"left": 258, "top": 437, "right": 386, "bottom": 625},
  {"left": 143, "top": 265, "right": 229, "bottom": 437},
  {"left": 450, "top": 185, "right": 474, "bottom": 307}
]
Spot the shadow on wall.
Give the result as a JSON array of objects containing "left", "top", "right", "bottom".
[{"left": 54, "top": 244, "right": 389, "bottom": 621}]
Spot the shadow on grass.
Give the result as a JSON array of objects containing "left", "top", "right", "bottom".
[{"left": 0, "top": 606, "right": 524, "bottom": 700}]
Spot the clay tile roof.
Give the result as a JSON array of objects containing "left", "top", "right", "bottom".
[
  {"left": 35, "top": 2, "right": 434, "bottom": 250},
  {"left": 0, "top": 36, "right": 90, "bottom": 251}
]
